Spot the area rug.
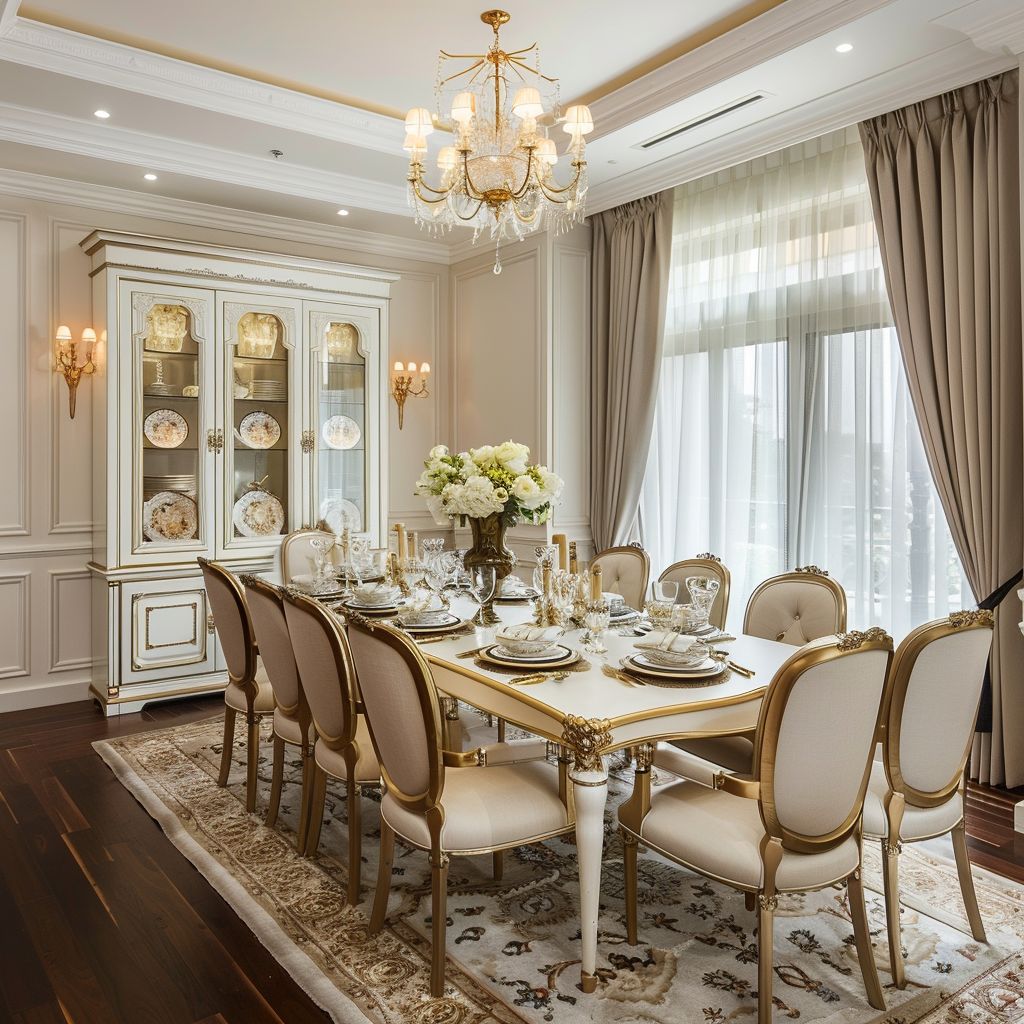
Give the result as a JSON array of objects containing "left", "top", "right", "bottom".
[{"left": 95, "top": 715, "right": 1024, "bottom": 1024}]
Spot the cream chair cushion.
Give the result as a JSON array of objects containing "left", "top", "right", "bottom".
[
  {"left": 281, "top": 529, "right": 338, "bottom": 582},
  {"left": 861, "top": 761, "right": 964, "bottom": 841},
  {"left": 224, "top": 660, "right": 276, "bottom": 714},
  {"left": 272, "top": 708, "right": 315, "bottom": 746},
  {"left": 382, "top": 759, "right": 570, "bottom": 853},
  {"left": 314, "top": 715, "right": 381, "bottom": 784},
  {"left": 655, "top": 736, "right": 754, "bottom": 778},
  {"left": 745, "top": 579, "right": 842, "bottom": 644},
  {"left": 591, "top": 549, "right": 649, "bottom": 610},
  {"left": 640, "top": 780, "right": 859, "bottom": 891}
]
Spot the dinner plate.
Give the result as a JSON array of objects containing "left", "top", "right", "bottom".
[
  {"left": 494, "top": 587, "right": 540, "bottom": 603},
  {"left": 288, "top": 575, "right": 347, "bottom": 598},
  {"left": 340, "top": 598, "right": 402, "bottom": 616},
  {"left": 232, "top": 489, "right": 285, "bottom": 538},
  {"left": 143, "top": 491, "right": 198, "bottom": 542},
  {"left": 479, "top": 644, "right": 580, "bottom": 669},
  {"left": 143, "top": 408, "right": 189, "bottom": 449},
  {"left": 237, "top": 410, "right": 281, "bottom": 449},
  {"left": 623, "top": 654, "right": 727, "bottom": 679},
  {"left": 319, "top": 496, "right": 362, "bottom": 534},
  {"left": 398, "top": 614, "right": 463, "bottom": 633},
  {"left": 321, "top": 414, "right": 361, "bottom": 450}
]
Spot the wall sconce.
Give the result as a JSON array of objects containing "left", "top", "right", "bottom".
[
  {"left": 390, "top": 360, "right": 429, "bottom": 429},
  {"left": 55, "top": 324, "right": 96, "bottom": 419}
]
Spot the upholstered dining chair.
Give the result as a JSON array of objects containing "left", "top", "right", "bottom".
[
  {"left": 241, "top": 575, "right": 315, "bottom": 849},
  {"left": 744, "top": 566, "right": 847, "bottom": 644},
  {"left": 657, "top": 553, "right": 731, "bottom": 629},
  {"left": 199, "top": 558, "right": 276, "bottom": 813},
  {"left": 862, "top": 610, "right": 994, "bottom": 989},
  {"left": 281, "top": 590, "right": 381, "bottom": 904},
  {"left": 281, "top": 527, "right": 338, "bottom": 583},
  {"left": 621, "top": 629, "right": 894, "bottom": 1024},
  {"left": 346, "top": 616, "right": 573, "bottom": 998},
  {"left": 589, "top": 544, "right": 650, "bottom": 610}
]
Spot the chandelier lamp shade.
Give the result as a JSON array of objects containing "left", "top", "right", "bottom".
[{"left": 402, "top": 9, "right": 593, "bottom": 273}]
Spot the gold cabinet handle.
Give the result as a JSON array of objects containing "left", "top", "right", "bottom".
[
  {"left": 301, "top": 430, "right": 315, "bottom": 454},
  {"left": 207, "top": 613, "right": 216, "bottom": 635},
  {"left": 207, "top": 429, "right": 225, "bottom": 454}
]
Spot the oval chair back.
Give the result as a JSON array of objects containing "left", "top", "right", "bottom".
[
  {"left": 243, "top": 576, "right": 302, "bottom": 718},
  {"left": 199, "top": 557, "right": 255, "bottom": 687},
  {"left": 590, "top": 545, "right": 650, "bottom": 611},
  {"left": 658, "top": 554, "right": 731, "bottom": 629},
  {"left": 281, "top": 528, "right": 337, "bottom": 583},
  {"left": 744, "top": 568, "right": 847, "bottom": 645}
]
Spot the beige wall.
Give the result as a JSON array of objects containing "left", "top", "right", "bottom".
[{"left": 0, "top": 192, "right": 449, "bottom": 712}]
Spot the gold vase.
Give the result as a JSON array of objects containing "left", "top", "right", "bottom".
[{"left": 464, "top": 513, "right": 516, "bottom": 624}]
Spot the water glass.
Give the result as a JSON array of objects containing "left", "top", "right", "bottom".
[
  {"left": 671, "top": 603, "right": 701, "bottom": 633},
  {"left": 583, "top": 600, "right": 611, "bottom": 654},
  {"left": 686, "top": 576, "right": 720, "bottom": 628},
  {"left": 420, "top": 537, "right": 445, "bottom": 568},
  {"left": 467, "top": 566, "right": 497, "bottom": 625},
  {"left": 650, "top": 580, "right": 680, "bottom": 604},
  {"left": 644, "top": 598, "right": 675, "bottom": 630}
]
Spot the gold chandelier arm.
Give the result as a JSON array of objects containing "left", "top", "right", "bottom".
[
  {"left": 439, "top": 59, "right": 486, "bottom": 87},
  {"left": 505, "top": 56, "right": 559, "bottom": 84},
  {"left": 460, "top": 150, "right": 489, "bottom": 201},
  {"left": 537, "top": 160, "right": 585, "bottom": 196},
  {"left": 510, "top": 146, "right": 537, "bottom": 199},
  {"left": 451, "top": 199, "right": 487, "bottom": 222},
  {"left": 410, "top": 165, "right": 458, "bottom": 198},
  {"left": 410, "top": 179, "right": 452, "bottom": 206}
]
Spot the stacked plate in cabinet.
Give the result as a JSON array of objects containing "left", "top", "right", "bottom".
[{"left": 248, "top": 379, "right": 287, "bottom": 402}]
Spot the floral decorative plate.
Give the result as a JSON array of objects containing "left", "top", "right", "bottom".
[
  {"left": 319, "top": 496, "right": 362, "bottom": 534},
  {"left": 143, "top": 409, "right": 188, "bottom": 449},
  {"left": 143, "top": 491, "right": 198, "bottom": 542},
  {"left": 321, "top": 414, "right": 361, "bottom": 450},
  {"left": 237, "top": 410, "right": 281, "bottom": 449},
  {"left": 232, "top": 489, "right": 285, "bottom": 538}
]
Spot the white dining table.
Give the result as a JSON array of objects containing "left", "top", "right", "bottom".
[{"left": 412, "top": 597, "right": 794, "bottom": 993}]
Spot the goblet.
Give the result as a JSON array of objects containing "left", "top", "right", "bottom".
[
  {"left": 467, "top": 565, "right": 498, "bottom": 626},
  {"left": 651, "top": 580, "right": 680, "bottom": 604},
  {"left": 583, "top": 599, "right": 611, "bottom": 654},
  {"left": 644, "top": 598, "right": 675, "bottom": 631},
  {"left": 686, "top": 576, "right": 721, "bottom": 628}
]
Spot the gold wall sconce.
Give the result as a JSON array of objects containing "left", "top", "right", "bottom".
[
  {"left": 390, "top": 360, "right": 430, "bottom": 429},
  {"left": 55, "top": 324, "right": 96, "bottom": 419}
]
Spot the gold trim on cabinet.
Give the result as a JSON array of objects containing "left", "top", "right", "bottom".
[{"left": 143, "top": 601, "right": 199, "bottom": 650}]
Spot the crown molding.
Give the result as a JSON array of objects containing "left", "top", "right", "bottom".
[
  {"left": 932, "top": 0, "right": 1024, "bottom": 58},
  {"left": 588, "top": 0, "right": 899, "bottom": 140},
  {"left": 0, "top": 166, "right": 454, "bottom": 264},
  {"left": 587, "top": 41, "right": 1013, "bottom": 214},
  {"left": 0, "top": 100, "right": 410, "bottom": 216},
  {"left": 0, "top": 15, "right": 403, "bottom": 154}
]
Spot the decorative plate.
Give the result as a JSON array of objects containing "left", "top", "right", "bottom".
[
  {"left": 143, "top": 491, "right": 198, "bottom": 542},
  {"left": 479, "top": 644, "right": 580, "bottom": 669},
  {"left": 319, "top": 496, "right": 362, "bottom": 534},
  {"left": 494, "top": 587, "right": 540, "bottom": 604},
  {"left": 238, "top": 410, "right": 281, "bottom": 449},
  {"left": 622, "top": 654, "right": 727, "bottom": 680},
  {"left": 321, "top": 414, "right": 361, "bottom": 450},
  {"left": 143, "top": 408, "right": 188, "bottom": 449},
  {"left": 398, "top": 613, "right": 463, "bottom": 633},
  {"left": 339, "top": 598, "right": 401, "bottom": 616},
  {"left": 232, "top": 489, "right": 285, "bottom": 538}
]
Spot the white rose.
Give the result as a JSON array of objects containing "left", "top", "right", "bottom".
[
  {"left": 511, "top": 474, "right": 544, "bottom": 509},
  {"left": 494, "top": 440, "right": 529, "bottom": 476},
  {"left": 538, "top": 467, "right": 564, "bottom": 500},
  {"left": 428, "top": 444, "right": 449, "bottom": 462},
  {"left": 493, "top": 486, "right": 509, "bottom": 504},
  {"left": 471, "top": 445, "right": 495, "bottom": 469}
]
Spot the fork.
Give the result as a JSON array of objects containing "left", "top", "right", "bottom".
[
  {"left": 508, "top": 671, "right": 570, "bottom": 686},
  {"left": 600, "top": 663, "right": 643, "bottom": 687}
]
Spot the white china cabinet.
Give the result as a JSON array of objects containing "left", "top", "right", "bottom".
[{"left": 81, "top": 232, "right": 393, "bottom": 714}]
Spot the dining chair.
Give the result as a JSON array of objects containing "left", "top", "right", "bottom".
[
  {"left": 281, "top": 527, "right": 337, "bottom": 582},
  {"left": 744, "top": 566, "right": 847, "bottom": 644},
  {"left": 862, "top": 610, "right": 994, "bottom": 989},
  {"left": 241, "top": 575, "right": 315, "bottom": 849},
  {"left": 590, "top": 543, "right": 650, "bottom": 610},
  {"left": 199, "top": 558, "right": 276, "bottom": 813},
  {"left": 346, "top": 616, "right": 573, "bottom": 998},
  {"left": 657, "top": 553, "right": 731, "bottom": 629},
  {"left": 281, "top": 589, "right": 382, "bottom": 904},
  {"left": 620, "top": 629, "right": 893, "bottom": 1024}
]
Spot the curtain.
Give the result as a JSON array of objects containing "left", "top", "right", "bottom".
[
  {"left": 859, "top": 71, "right": 1024, "bottom": 787},
  {"left": 639, "top": 127, "right": 969, "bottom": 634},
  {"left": 590, "top": 192, "right": 673, "bottom": 549}
]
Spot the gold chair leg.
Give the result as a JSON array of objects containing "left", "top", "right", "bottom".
[
  {"left": 745, "top": 892, "right": 756, "bottom": 913},
  {"left": 370, "top": 821, "right": 395, "bottom": 933},
  {"left": 265, "top": 735, "right": 285, "bottom": 828},
  {"left": 492, "top": 850, "right": 504, "bottom": 882},
  {"left": 217, "top": 706, "right": 237, "bottom": 787},
  {"left": 757, "top": 895, "right": 775, "bottom": 1024},
  {"left": 848, "top": 869, "right": 886, "bottom": 1010},
  {"left": 622, "top": 830, "right": 639, "bottom": 945},
  {"left": 882, "top": 839, "right": 906, "bottom": 989},
  {"left": 245, "top": 713, "right": 260, "bottom": 813},
  {"left": 295, "top": 745, "right": 313, "bottom": 855},
  {"left": 303, "top": 763, "right": 328, "bottom": 859},
  {"left": 497, "top": 718, "right": 506, "bottom": 743},
  {"left": 346, "top": 778, "right": 362, "bottom": 905},
  {"left": 429, "top": 850, "right": 450, "bottom": 998},
  {"left": 951, "top": 820, "right": 987, "bottom": 942}
]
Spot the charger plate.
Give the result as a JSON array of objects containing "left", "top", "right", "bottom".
[
  {"left": 622, "top": 653, "right": 727, "bottom": 681},
  {"left": 479, "top": 644, "right": 580, "bottom": 669}
]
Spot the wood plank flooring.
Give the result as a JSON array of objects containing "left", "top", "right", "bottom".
[{"left": 1, "top": 697, "right": 1023, "bottom": 1022}]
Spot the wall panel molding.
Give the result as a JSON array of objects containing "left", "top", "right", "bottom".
[
  {"left": 0, "top": 210, "right": 28, "bottom": 536},
  {"left": 49, "top": 568, "right": 92, "bottom": 672},
  {"left": 0, "top": 571, "right": 29, "bottom": 678}
]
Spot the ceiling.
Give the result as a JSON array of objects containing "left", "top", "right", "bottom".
[{"left": 0, "top": 0, "right": 1018, "bottom": 257}]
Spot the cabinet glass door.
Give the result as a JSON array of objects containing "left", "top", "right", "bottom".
[
  {"left": 127, "top": 285, "right": 215, "bottom": 562},
  {"left": 219, "top": 297, "right": 301, "bottom": 556}
]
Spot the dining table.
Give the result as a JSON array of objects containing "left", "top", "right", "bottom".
[{"left": 395, "top": 595, "right": 795, "bottom": 994}]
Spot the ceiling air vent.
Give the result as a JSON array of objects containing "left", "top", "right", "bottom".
[{"left": 638, "top": 93, "right": 766, "bottom": 149}]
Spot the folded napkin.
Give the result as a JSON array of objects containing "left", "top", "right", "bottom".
[
  {"left": 499, "top": 576, "right": 530, "bottom": 596},
  {"left": 352, "top": 582, "right": 400, "bottom": 603},
  {"left": 635, "top": 631, "right": 701, "bottom": 654},
  {"left": 496, "top": 624, "right": 563, "bottom": 642},
  {"left": 403, "top": 591, "right": 446, "bottom": 614},
  {"left": 603, "top": 591, "right": 626, "bottom": 608}
]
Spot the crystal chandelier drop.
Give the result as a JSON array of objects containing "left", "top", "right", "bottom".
[{"left": 402, "top": 9, "right": 594, "bottom": 274}]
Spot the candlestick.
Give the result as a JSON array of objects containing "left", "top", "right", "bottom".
[
  {"left": 394, "top": 522, "right": 408, "bottom": 566},
  {"left": 590, "top": 565, "right": 603, "bottom": 603},
  {"left": 410, "top": 531, "right": 419, "bottom": 561},
  {"left": 552, "top": 533, "right": 569, "bottom": 570},
  {"left": 542, "top": 562, "right": 552, "bottom": 597},
  {"left": 568, "top": 541, "right": 578, "bottom": 575}
]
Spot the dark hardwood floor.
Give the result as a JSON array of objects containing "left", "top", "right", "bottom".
[{"left": 1, "top": 697, "right": 1023, "bottom": 1023}]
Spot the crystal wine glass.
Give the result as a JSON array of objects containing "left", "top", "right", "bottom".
[
  {"left": 583, "top": 599, "right": 611, "bottom": 654},
  {"left": 686, "top": 576, "right": 720, "bottom": 629},
  {"left": 467, "top": 565, "right": 497, "bottom": 626},
  {"left": 651, "top": 580, "right": 680, "bottom": 604}
]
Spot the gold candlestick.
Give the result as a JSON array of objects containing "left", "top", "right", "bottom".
[
  {"left": 590, "top": 565, "right": 603, "bottom": 603},
  {"left": 552, "top": 533, "right": 569, "bottom": 570},
  {"left": 568, "top": 541, "right": 578, "bottom": 575}
]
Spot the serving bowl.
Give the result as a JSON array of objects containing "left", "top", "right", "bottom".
[
  {"left": 351, "top": 582, "right": 401, "bottom": 607},
  {"left": 493, "top": 625, "right": 564, "bottom": 658}
]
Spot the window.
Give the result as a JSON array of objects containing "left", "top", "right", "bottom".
[{"left": 639, "top": 127, "right": 968, "bottom": 636}]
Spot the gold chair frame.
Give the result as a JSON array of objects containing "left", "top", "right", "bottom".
[
  {"left": 743, "top": 568, "right": 848, "bottom": 642},
  {"left": 281, "top": 526, "right": 337, "bottom": 582},
  {"left": 590, "top": 544, "right": 651, "bottom": 609},
  {"left": 619, "top": 629, "right": 894, "bottom": 1024}
]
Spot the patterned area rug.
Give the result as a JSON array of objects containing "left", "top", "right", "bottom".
[{"left": 95, "top": 715, "right": 1024, "bottom": 1024}]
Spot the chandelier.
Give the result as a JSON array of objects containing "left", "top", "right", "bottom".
[{"left": 402, "top": 9, "right": 594, "bottom": 274}]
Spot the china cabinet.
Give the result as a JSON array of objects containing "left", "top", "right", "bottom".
[{"left": 81, "top": 231, "right": 393, "bottom": 714}]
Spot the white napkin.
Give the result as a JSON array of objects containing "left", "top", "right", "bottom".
[
  {"left": 603, "top": 591, "right": 626, "bottom": 607},
  {"left": 353, "top": 582, "right": 399, "bottom": 604},
  {"left": 403, "top": 590, "right": 446, "bottom": 614},
  {"left": 635, "top": 631, "right": 700, "bottom": 654},
  {"left": 496, "top": 625, "right": 563, "bottom": 643},
  {"left": 499, "top": 576, "right": 529, "bottom": 596}
]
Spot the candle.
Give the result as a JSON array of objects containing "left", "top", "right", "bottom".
[
  {"left": 394, "top": 522, "right": 408, "bottom": 565},
  {"left": 590, "top": 565, "right": 603, "bottom": 603},
  {"left": 552, "top": 533, "right": 569, "bottom": 570},
  {"left": 568, "top": 541, "right": 578, "bottom": 575},
  {"left": 410, "top": 531, "right": 419, "bottom": 561},
  {"left": 542, "top": 562, "right": 552, "bottom": 598}
]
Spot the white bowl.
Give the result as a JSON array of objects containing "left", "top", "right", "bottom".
[
  {"left": 636, "top": 641, "right": 711, "bottom": 668},
  {"left": 493, "top": 628, "right": 564, "bottom": 658},
  {"left": 351, "top": 583, "right": 400, "bottom": 607},
  {"left": 398, "top": 607, "right": 449, "bottom": 625}
]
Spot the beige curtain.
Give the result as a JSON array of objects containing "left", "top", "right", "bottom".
[
  {"left": 859, "top": 71, "right": 1024, "bottom": 787},
  {"left": 590, "top": 192, "right": 673, "bottom": 549}
]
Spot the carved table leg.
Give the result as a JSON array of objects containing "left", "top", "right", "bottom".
[{"left": 562, "top": 714, "right": 612, "bottom": 994}]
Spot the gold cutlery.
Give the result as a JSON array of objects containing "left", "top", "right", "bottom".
[
  {"left": 600, "top": 663, "right": 643, "bottom": 687},
  {"left": 456, "top": 645, "right": 489, "bottom": 659},
  {"left": 508, "top": 671, "right": 570, "bottom": 686},
  {"left": 711, "top": 652, "right": 755, "bottom": 677}
]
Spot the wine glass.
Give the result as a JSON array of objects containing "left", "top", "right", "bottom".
[
  {"left": 467, "top": 566, "right": 497, "bottom": 626},
  {"left": 686, "top": 576, "right": 720, "bottom": 629},
  {"left": 651, "top": 580, "right": 680, "bottom": 604},
  {"left": 583, "top": 599, "right": 611, "bottom": 654},
  {"left": 420, "top": 537, "right": 445, "bottom": 568},
  {"left": 308, "top": 536, "right": 334, "bottom": 591}
]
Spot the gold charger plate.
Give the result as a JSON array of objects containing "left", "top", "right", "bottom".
[
  {"left": 479, "top": 644, "right": 580, "bottom": 670},
  {"left": 621, "top": 654, "right": 727, "bottom": 682}
]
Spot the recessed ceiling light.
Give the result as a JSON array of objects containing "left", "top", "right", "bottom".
[
  {"left": 94, "top": 109, "right": 111, "bottom": 119},
  {"left": 835, "top": 42, "right": 853, "bottom": 53},
  {"left": 337, "top": 209, "right": 349, "bottom": 216},
  {"left": 143, "top": 173, "right": 158, "bottom": 181}
]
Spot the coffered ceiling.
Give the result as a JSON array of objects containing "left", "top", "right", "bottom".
[{"left": 0, "top": 0, "right": 1017, "bottom": 255}]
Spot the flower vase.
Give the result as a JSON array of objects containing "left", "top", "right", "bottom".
[{"left": 464, "top": 513, "right": 517, "bottom": 624}]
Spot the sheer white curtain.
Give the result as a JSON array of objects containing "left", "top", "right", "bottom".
[{"left": 639, "top": 127, "right": 968, "bottom": 635}]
